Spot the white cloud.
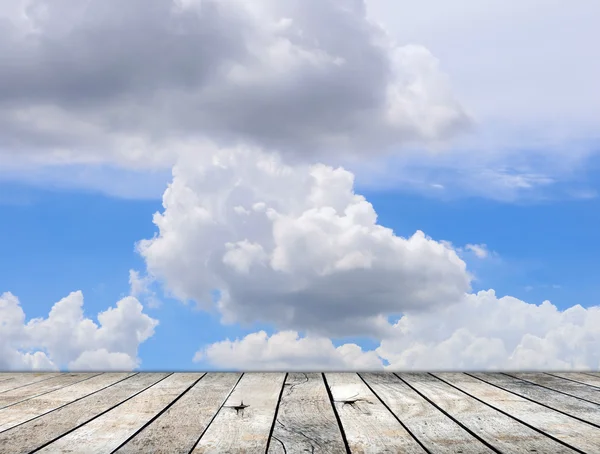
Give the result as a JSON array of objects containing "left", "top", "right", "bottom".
[
  {"left": 0, "top": 0, "right": 467, "bottom": 171},
  {"left": 0, "top": 291, "right": 158, "bottom": 371},
  {"left": 138, "top": 143, "right": 471, "bottom": 337},
  {"left": 378, "top": 290, "right": 600, "bottom": 370},
  {"left": 196, "top": 292, "right": 600, "bottom": 371},
  {"left": 194, "top": 330, "right": 384, "bottom": 370},
  {"left": 465, "top": 243, "right": 489, "bottom": 259}
]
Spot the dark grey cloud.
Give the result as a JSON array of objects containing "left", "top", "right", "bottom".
[{"left": 0, "top": 0, "right": 469, "bottom": 166}]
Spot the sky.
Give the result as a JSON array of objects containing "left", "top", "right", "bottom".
[{"left": 1, "top": 0, "right": 599, "bottom": 372}]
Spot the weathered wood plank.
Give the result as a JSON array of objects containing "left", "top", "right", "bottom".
[
  {"left": 0, "top": 373, "right": 61, "bottom": 393},
  {"left": 0, "top": 373, "right": 98, "bottom": 409},
  {"left": 267, "top": 372, "right": 347, "bottom": 454},
  {"left": 0, "top": 373, "right": 133, "bottom": 432},
  {"left": 191, "top": 372, "right": 286, "bottom": 454},
  {"left": 399, "top": 372, "right": 577, "bottom": 454},
  {"left": 116, "top": 373, "right": 241, "bottom": 454},
  {"left": 361, "top": 373, "right": 495, "bottom": 454},
  {"left": 471, "top": 372, "right": 600, "bottom": 425},
  {"left": 36, "top": 373, "right": 203, "bottom": 453},
  {"left": 507, "top": 372, "right": 600, "bottom": 404},
  {"left": 325, "top": 372, "right": 425, "bottom": 454},
  {"left": 549, "top": 372, "right": 600, "bottom": 388},
  {"left": 0, "top": 373, "right": 169, "bottom": 454},
  {"left": 435, "top": 372, "right": 600, "bottom": 453}
]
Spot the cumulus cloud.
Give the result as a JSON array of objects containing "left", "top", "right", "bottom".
[
  {"left": 464, "top": 243, "right": 489, "bottom": 259},
  {"left": 194, "top": 330, "right": 384, "bottom": 370},
  {"left": 378, "top": 290, "right": 600, "bottom": 370},
  {"left": 0, "top": 0, "right": 468, "bottom": 169},
  {"left": 0, "top": 290, "right": 158, "bottom": 371},
  {"left": 138, "top": 143, "right": 471, "bottom": 337},
  {"left": 196, "top": 292, "right": 600, "bottom": 371}
]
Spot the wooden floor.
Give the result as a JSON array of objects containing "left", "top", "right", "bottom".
[{"left": 0, "top": 372, "right": 599, "bottom": 453}]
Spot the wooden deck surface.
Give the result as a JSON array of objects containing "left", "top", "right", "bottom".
[{"left": 0, "top": 372, "right": 598, "bottom": 453}]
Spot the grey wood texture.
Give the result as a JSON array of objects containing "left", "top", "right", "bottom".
[
  {"left": 115, "top": 372, "right": 241, "bottom": 454},
  {"left": 268, "top": 372, "right": 347, "bottom": 454},
  {"left": 399, "top": 372, "right": 578, "bottom": 453},
  {"left": 0, "top": 372, "right": 169, "bottom": 454},
  {"left": 0, "top": 373, "right": 61, "bottom": 393},
  {"left": 325, "top": 372, "right": 426, "bottom": 454},
  {"left": 191, "top": 372, "right": 286, "bottom": 454},
  {"left": 0, "top": 372, "right": 599, "bottom": 453},
  {"left": 470, "top": 372, "right": 600, "bottom": 425},
  {"left": 549, "top": 371, "right": 600, "bottom": 388},
  {"left": 361, "top": 372, "right": 495, "bottom": 454},
  {"left": 0, "top": 372, "right": 133, "bottom": 432},
  {"left": 435, "top": 372, "right": 600, "bottom": 453},
  {"left": 36, "top": 373, "right": 203, "bottom": 453},
  {"left": 0, "top": 373, "right": 98, "bottom": 409},
  {"left": 507, "top": 372, "right": 600, "bottom": 404}
]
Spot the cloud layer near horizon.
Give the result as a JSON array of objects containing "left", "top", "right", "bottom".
[{"left": 0, "top": 291, "right": 157, "bottom": 370}]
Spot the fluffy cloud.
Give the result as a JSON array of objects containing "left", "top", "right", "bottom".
[
  {"left": 194, "top": 330, "right": 383, "bottom": 370},
  {"left": 138, "top": 143, "right": 471, "bottom": 337},
  {"left": 0, "top": 0, "right": 467, "bottom": 169},
  {"left": 0, "top": 290, "right": 158, "bottom": 371},
  {"left": 196, "top": 292, "right": 600, "bottom": 370}
]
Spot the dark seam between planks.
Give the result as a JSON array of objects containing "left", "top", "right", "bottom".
[
  {"left": 501, "top": 372, "right": 600, "bottom": 406},
  {"left": 29, "top": 373, "right": 174, "bottom": 454},
  {"left": 0, "top": 373, "right": 140, "bottom": 435},
  {"left": 430, "top": 373, "right": 587, "bottom": 454},
  {"left": 544, "top": 373, "right": 600, "bottom": 390},
  {"left": 393, "top": 373, "right": 503, "bottom": 454},
  {"left": 358, "top": 373, "right": 431, "bottom": 454},
  {"left": 109, "top": 373, "right": 208, "bottom": 454},
  {"left": 0, "top": 374, "right": 62, "bottom": 395},
  {"left": 580, "top": 372, "right": 600, "bottom": 378},
  {"left": 187, "top": 372, "right": 245, "bottom": 454},
  {"left": 321, "top": 374, "right": 351, "bottom": 454},
  {"left": 0, "top": 373, "right": 105, "bottom": 411},
  {"left": 264, "top": 372, "right": 288, "bottom": 454},
  {"left": 466, "top": 373, "right": 600, "bottom": 429}
]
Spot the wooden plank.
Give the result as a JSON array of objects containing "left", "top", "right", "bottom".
[
  {"left": 399, "top": 372, "right": 577, "bottom": 454},
  {"left": 0, "top": 373, "right": 133, "bottom": 432},
  {"left": 507, "top": 372, "right": 600, "bottom": 404},
  {"left": 36, "top": 373, "right": 203, "bottom": 453},
  {"left": 0, "top": 373, "right": 61, "bottom": 393},
  {"left": 549, "top": 372, "right": 600, "bottom": 388},
  {"left": 325, "top": 372, "right": 425, "bottom": 454},
  {"left": 115, "top": 373, "right": 241, "bottom": 454},
  {"left": 435, "top": 372, "right": 600, "bottom": 453},
  {"left": 267, "top": 372, "right": 347, "bottom": 454},
  {"left": 0, "top": 373, "right": 99, "bottom": 409},
  {"left": 191, "top": 372, "right": 286, "bottom": 454},
  {"left": 361, "top": 373, "right": 495, "bottom": 454},
  {"left": 0, "top": 373, "right": 169, "bottom": 454}
]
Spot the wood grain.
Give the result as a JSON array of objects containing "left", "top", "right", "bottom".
[
  {"left": 507, "top": 372, "right": 600, "bottom": 404},
  {"left": 470, "top": 372, "right": 600, "bottom": 425},
  {"left": 267, "top": 372, "right": 347, "bottom": 454},
  {"left": 435, "top": 372, "right": 600, "bottom": 453},
  {"left": 399, "top": 372, "right": 577, "bottom": 454},
  {"left": 549, "top": 372, "right": 600, "bottom": 388},
  {"left": 0, "top": 372, "right": 133, "bottom": 432},
  {"left": 0, "top": 373, "right": 98, "bottom": 409},
  {"left": 36, "top": 373, "right": 203, "bottom": 453},
  {"left": 325, "top": 372, "right": 425, "bottom": 454},
  {"left": 191, "top": 372, "right": 286, "bottom": 454},
  {"left": 0, "top": 373, "right": 61, "bottom": 393},
  {"left": 116, "top": 372, "right": 241, "bottom": 454},
  {"left": 0, "top": 373, "right": 169, "bottom": 454},
  {"left": 361, "top": 372, "right": 494, "bottom": 454}
]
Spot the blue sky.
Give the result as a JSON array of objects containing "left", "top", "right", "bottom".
[
  {"left": 3, "top": 170, "right": 599, "bottom": 370},
  {"left": 1, "top": 0, "right": 599, "bottom": 371}
]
